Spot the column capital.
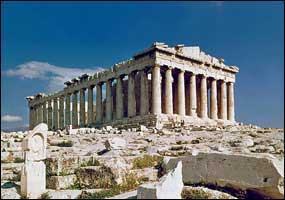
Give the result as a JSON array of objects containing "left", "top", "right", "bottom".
[
  {"left": 166, "top": 66, "right": 173, "bottom": 70},
  {"left": 128, "top": 70, "right": 137, "bottom": 76},
  {"left": 116, "top": 74, "right": 126, "bottom": 79},
  {"left": 89, "top": 84, "right": 95, "bottom": 89},
  {"left": 179, "top": 69, "right": 185, "bottom": 73},
  {"left": 73, "top": 90, "right": 79, "bottom": 94},
  {"left": 97, "top": 82, "right": 103, "bottom": 86},
  {"left": 80, "top": 87, "right": 86, "bottom": 92}
]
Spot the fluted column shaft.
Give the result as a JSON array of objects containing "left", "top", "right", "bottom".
[
  {"left": 200, "top": 75, "right": 207, "bottom": 118},
  {"left": 59, "top": 96, "right": 64, "bottom": 129},
  {"left": 72, "top": 92, "right": 78, "bottom": 127},
  {"left": 165, "top": 67, "right": 173, "bottom": 114},
  {"left": 106, "top": 79, "right": 113, "bottom": 121},
  {"left": 29, "top": 107, "right": 33, "bottom": 130},
  {"left": 95, "top": 83, "right": 103, "bottom": 123},
  {"left": 152, "top": 65, "right": 161, "bottom": 114},
  {"left": 43, "top": 102, "right": 47, "bottom": 124},
  {"left": 38, "top": 104, "right": 43, "bottom": 123},
  {"left": 79, "top": 88, "right": 86, "bottom": 127},
  {"left": 227, "top": 82, "right": 235, "bottom": 121},
  {"left": 140, "top": 70, "right": 149, "bottom": 116},
  {"left": 220, "top": 80, "right": 227, "bottom": 120},
  {"left": 87, "top": 86, "right": 94, "bottom": 125},
  {"left": 53, "top": 98, "right": 58, "bottom": 130},
  {"left": 48, "top": 100, "right": 52, "bottom": 130},
  {"left": 178, "top": 70, "right": 185, "bottom": 116},
  {"left": 128, "top": 72, "right": 136, "bottom": 117},
  {"left": 65, "top": 93, "right": 71, "bottom": 126},
  {"left": 210, "top": 79, "right": 218, "bottom": 119},
  {"left": 189, "top": 73, "right": 197, "bottom": 116},
  {"left": 116, "top": 76, "right": 124, "bottom": 119}
]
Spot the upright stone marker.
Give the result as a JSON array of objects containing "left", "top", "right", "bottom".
[{"left": 21, "top": 123, "right": 48, "bottom": 199}]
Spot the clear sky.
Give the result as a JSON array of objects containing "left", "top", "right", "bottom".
[{"left": 1, "top": 1, "right": 284, "bottom": 129}]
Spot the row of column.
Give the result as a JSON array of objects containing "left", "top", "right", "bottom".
[
  {"left": 159, "top": 66, "right": 235, "bottom": 121},
  {"left": 29, "top": 65, "right": 235, "bottom": 130}
]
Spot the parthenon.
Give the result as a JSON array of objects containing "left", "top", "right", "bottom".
[{"left": 26, "top": 42, "right": 239, "bottom": 130}]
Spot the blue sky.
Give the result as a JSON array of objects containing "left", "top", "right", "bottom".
[{"left": 1, "top": 1, "right": 284, "bottom": 129}]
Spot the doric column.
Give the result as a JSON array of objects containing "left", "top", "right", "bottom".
[
  {"left": 106, "top": 79, "right": 113, "bottom": 121},
  {"left": 42, "top": 102, "right": 47, "bottom": 124},
  {"left": 65, "top": 93, "right": 71, "bottom": 126},
  {"left": 87, "top": 85, "right": 94, "bottom": 125},
  {"left": 178, "top": 69, "right": 185, "bottom": 116},
  {"left": 128, "top": 72, "right": 136, "bottom": 117},
  {"left": 29, "top": 107, "right": 33, "bottom": 130},
  {"left": 200, "top": 75, "right": 208, "bottom": 118},
  {"left": 164, "top": 66, "right": 173, "bottom": 114},
  {"left": 116, "top": 76, "right": 124, "bottom": 119},
  {"left": 72, "top": 91, "right": 78, "bottom": 127},
  {"left": 48, "top": 100, "right": 52, "bottom": 130},
  {"left": 95, "top": 83, "right": 103, "bottom": 123},
  {"left": 140, "top": 70, "right": 149, "bottom": 116},
  {"left": 59, "top": 96, "right": 64, "bottom": 129},
  {"left": 79, "top": 88, "right": 86, "bottom": 127},
  {"left": 227, "top": 82, "right": 235, "bottom": 121},
  {"left": 38, "top": 104, "right": 43, "bottom": 123},
  {"left": 210, "top": 79, "right": 218, "bottom": 119},
  {"left": 189, "top": 73, "right": 197, "bottom": 116},
  {"left": 220, "top": 80, "right": 227, "bottom": 120},
  {"left": 151, "top": 65, "right": 161, "bottom": 114},
  {"left": 53, "top": 98, "right": 58, "bottom": 130}
]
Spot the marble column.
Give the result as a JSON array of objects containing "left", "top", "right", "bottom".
[
  {"left": 42, "top": 102, "right": 47, "bottom": 124},
  {"left": 53, "top": 98, "right": 58, "bottom": 130},
  {"left": 59, "top": 96, "right": 64, "bottom": 129},
  {"left": 95, "top": 83, "right": 103, "bottom": 123},
  {"left": 29, "top": 107, "right": 34, "bottom": 130},
  {"left": 220, "top": 80, "right": 227, "bottom": 120},
  {"left": 178, "top": 69, "right": 185, "bottom": 116},
  {"left": 140, "top": 70, "right": 149, "bottom": 116},
  {"left": 189, "top": 73, "right": 197, "bottom": 116},
  {"left": 79, "top": 88, "right": 86, "bottom": 127},
  {"left": 227, "top": 82, "right": 235, "bottom": 121},
  {"left": 106, "top": 79, "right": 113, "bottom": 121},
  {"left": 200, "top": 75, "right": 207, "bottom": 118},
  {"left": 72, "top": 91, "right": 78, "bottom": 127},
  {"left": 48, "top": 100, "right": 52, "bottom": 130},
  {"left": 210, "top": 79, "right": 218, "bottom": 120},
  {"left": 152, "top": 65, "right": 161, "bottom": 114},
  {"left": 38, "top": 104, "right": 43, "bottom": 123},
  {"left": 87, "top": 86, "right": 94, "bottom": 125},
  {"left": 65, "top": 93, "right": 71, "bottom": 126},
  {"left": 164, "top": 67, "right": 173, "bottom": 114},
  {"left": 128, "top": 72, "right": 136, "bottom": 117},
  {"left": 116, "top": 76, "right": 124, "bottom": 119}
]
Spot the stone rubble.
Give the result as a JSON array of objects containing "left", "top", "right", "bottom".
[{"left": 1, "top": 124, "right": 284, "bottom": 199}]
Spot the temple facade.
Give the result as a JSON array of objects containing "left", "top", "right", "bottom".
[{"left": 26, "top": 42, "right": 239, "bottom": 130}]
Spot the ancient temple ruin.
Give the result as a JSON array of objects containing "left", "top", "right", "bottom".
[{"left": 26, "top": 42, "right": 239, "bottom": 130}]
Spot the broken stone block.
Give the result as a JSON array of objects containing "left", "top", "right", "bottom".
[
  {"left": 75, "top": 166, "right": 116, "bottom": 189},
  {"left": 163, "top": 152, "right": 284, "bottom": 199},
  {"left": 137, "top": 183, "right": 157, "bottom": 199},
  {"left": 105, "top": 126, "right": 113, "bottom": 131},
  {"left": 104, "top": 137, "right": 127, "bottom": 150},
  {"left": 46, "top": 174, "right": 77, "bottom": 190},
  {"left": 140, "top": 125, "right": 148, "bottom": 132},
  {"left": 46, "top": 156, "right": 79, "bottom": 176},
  {"left": 137, "top": 161, "right": 183, "bottom": 199}
]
